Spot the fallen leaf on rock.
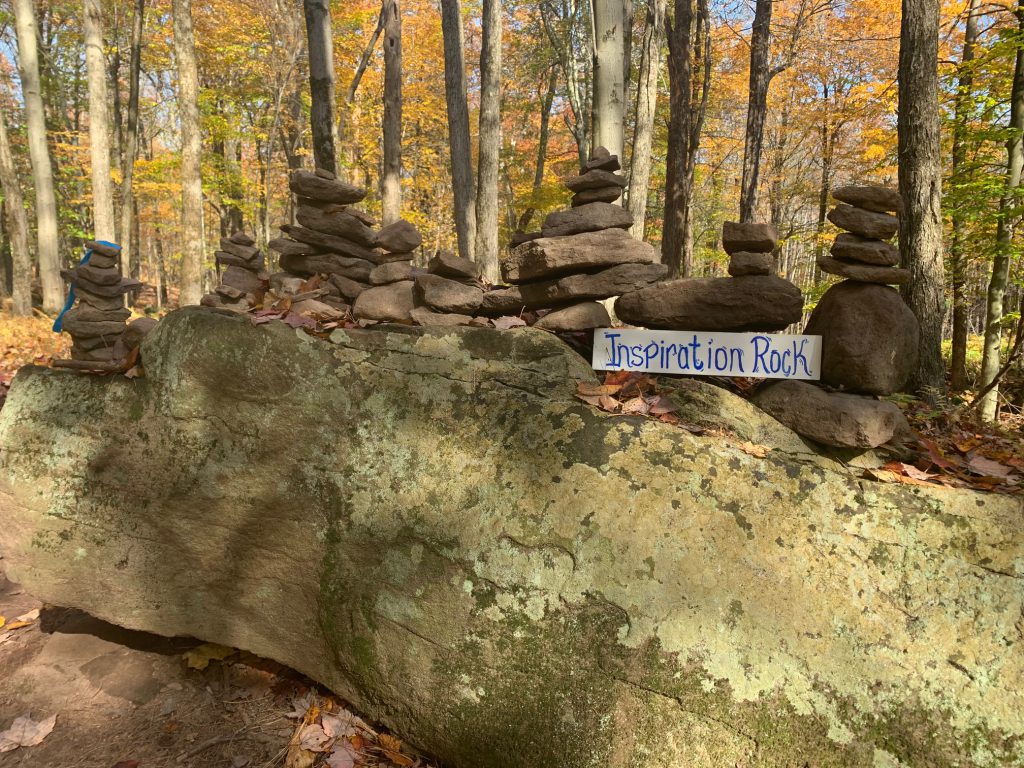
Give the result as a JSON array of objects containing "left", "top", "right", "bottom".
[
  {"left": 967, "top": 454, "right": 1016, "bottom": 478},
  {"left": 3, "top": 609, "right": 40, "bottom": 632},
  {"left": 298, "top": 723, "right": 330, "bottom": 752},
  {"left": 0, "top": 713, "right": 56, "bottom": 752},
  {"left": 325, "top": 743, "right": 358, "bottom": 768},
  {"left": 620, "top": 396, "right": 650, "bottom": 415},
  {"left": 493, "top": 316, "right": 527, "bottom": 329},
  {"left": 647, "top": 395, "right": 678, "bottom": 415},
  {"left": 738, "top": 441, "right": 770, "bottom": 458},
  {"left": 282, "top": 312, "right": 317, "bottom": 330},
  {"left": 184, "top": 643, "right": 235, "bottom": 670},
  {"left": 0, "top": 616, "right": 5, "bottom": 630},
  {"left": 321, "top": 712, "right": 358, "bottom": 740},
  {"left": 112, "top": 761, "right": 140, "bottom": 768},
  {"left": 598, "top": 394, "right": 619, "bottom": 411},
  {"left": 283, "top": 744, "right": 315, "bottom": 768},
  {"left": 576, "top": 381, "right": 622, "bottom": 398}
]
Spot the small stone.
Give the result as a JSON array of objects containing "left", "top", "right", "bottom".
[
  {"left": 289, "top": 169, "right": 365, "bottom": 204},
  {"left": 121, "top": 317, "right": 158, "bottom": 349},
  {"left": 61, "top": 317, "right": 128, "bottom": 338},
  {"left": 428, "top": 250, "right": 481, "bottom": 281},
  {"left": 65, "top": 304, "right": 130, "bottom": 323},
  {"left": 583, "top": 146, "right": 621, "bottom": 172},
  {"left": 216, "top": 285, "right": 246, "bottom": 300},
  {"left": 509, "top": 231, "right": 542, "bottom": 247},
  {"left": 615, "top": 276, "right": 803, "bottom": 332},
  {"left": 805, "top": 281, "right": 919, "bottom": 395},
  {"left": 296, "top": 205, "right": 376, "bottom": 247},
  {"left": 503, "top": 228, "right": 656, "bottom": 283},
  {"left": 85, "top": 252, "right": 118, "bottom": 269},
  {"left": 410, "top": 307, "right": 474, "bottom": 326},
  {"left": 753, "top": 380, "right": 910, "bottom": 449},
  {"left": 352, "top": 281, "right": 416, "bottom": 322},
  {"left": 832, "top": 185, "right": 901, "bottom": 214},
  {"left": 216, "top": 251, "right": 265, "bottom": 270},
  {"left": 571, "top": 187, "right": 623, "bottom": 207},
  {"left": 71, "top": 345, "right": 119, "bottom": 362},
  {"left": 268, "top": 237, "right": 325, "bottom": 257},
  {"left": 816, "top": 254, "right": 909, "bottom": 285},
  {"left": 415, "top": 274, "right": 484, "bottom": 314},
  {"left": 229, "top": 232, "right": 256, "bottom": 246},
  {"left": 76, "top": 264, "right": 122, "bottom": 285},
  {"left": 314, "top": 167, "right": 336, "bottom": 180},
  {"left": 271, "top": 273, "right": 306, "bottom": 294},
  {"left": 369, "top": 261, "right": 414, "bottom": 285},
  {"left": 77, "top": 291, "right": 128, "bottom": 311},
  {"left": 85, "top": 240, "right": 121, "bottom": 258},
  {"left": 830, "top": 233, "right": 899, "bottom": 266},
  {"left": 64, "top": 271, "right": 141, "bottom": 297},
  {"left": 279, "top": 225, "right": 378, "bottom": 262},
  {"left": 827, "top": 204, "right": 898, "bottom": 240},
  {"left": 728, "top": 252, "right": 774, "bottom": 277},
  {"left": 291, "top": 298, "right": 343, "bottom": 319},
  {"left": 219, "top": 238, "right": 262, "bottom": 261},
  {"left": 722, "top": 222, "right": 778, "bottom": 254},
  {"left": 541, "top": 202, "right": 633, "bottom": 238},
  {"left": 328, "top": 273, "right": 371, "bottom": 302},
  {"left": 72, "top": 333, "right": 118, "bottom": 351},
  {"left": 533, "top": 302, "right": 610, "bottom": 332},
  {"left": 279, "top": 253, "right": 375, "bottom": 279},
  {"left": 221, "top": 266, "right": 265, "bottom": 294},
  {"left": 564, "top": 169, "right": 627, "bottom": 194},
  {"left": 375, "top": 220, "right": 423, "bottom": 253},
  {"left": 200, "top": 294, "right": 247, "bottom": 312}
]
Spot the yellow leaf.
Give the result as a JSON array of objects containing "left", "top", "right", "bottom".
[
  {"left": 0, "top": 616, "right": 5, "bottom": 630},
  {"left": 183, "top": 643, "right": 235, "bottom": 670},
  {"left": 738, "top": 441, "right": 770, "bottom": 458}
]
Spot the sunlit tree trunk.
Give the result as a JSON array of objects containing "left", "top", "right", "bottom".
[
  {"left": 84, "top": 0, "right": 116, "bottom": 242},
  {"left": 0, "top": 107, "right": 33, "bottom": 316},
  {"left": 13, "top": 0, "right": 61, "bottom": 313},
  {"left": 978, "top": 0, "right": 1024, "bottom": 419},
  {"left": 120, "top": 0, "right": 145, "bottom": 285},
  {"left": 475, "top": 0, "right": 501, "bottom": 281},
  {"left": 381, "top": 0, "right": 402, "bottom": 224},
  {"left": 949, "top": 0, "right": 981, "bottom": 392},
  {"left": 440, "top": 0, "right": 476, "bottom": 261},
  {"left": 172, "top": 0, "right": 204, "bottom": 306},
  {"left": 627, "top": 0, "right": 665, "bottom": 238},
  {"left": 591, "top": 0, "right": 625, "bottom": 164},
  {"left": 898, "top": 0, "right": 945, "bottom": 397},
  {"left": 303, "top": 0, "right": 337, "bottom": 174},
  {"left": 739, "top": 0, "right": 771, "bottom": 222}
]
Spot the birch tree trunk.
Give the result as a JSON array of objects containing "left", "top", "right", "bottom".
[
  {"left": 381, "top": 0, "right": 402, "bottom": 225},
  {"left": 172, "top": 0, "right": 204, "bottom": 306},
  {"left": 978, "top": 0, "right": 1024, "bottom": 419},
  {"left": 474, "top": 0, "right": 501, "bottom": 282},
  {"left": 13, "top": 0, "right": 62, "bottom": 313},
  {"left": 83, "top": 0, "right": 116, "bottom": 242},
  {"left": 627, "top": 0, "right": 665, "bottom": 238},
  {"left": 303, "top": 0, "right": 337, "bottom": 175},
  {"left": 739, "top": 0, "right": 772, "bottom": 223},
  {"left": 591, "top": 0, "right": 625, "bottom": 165},
  {"left": 898, "top": 0, "right": 945, "bottom": 397},
  {"left": 119, "top": 0, "right": 145, "bottom": 285},
  {"left": 440, "top": 0, "right": 476, "bottom": 261},
  {"left": 949, "top": 0, "right": 980, "bottom": 392},
  {"left": 0, "top": 107, "right": 33, "bottom": 316}
]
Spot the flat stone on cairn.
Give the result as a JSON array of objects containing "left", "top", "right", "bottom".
[
  {"left": 202, "top": 231, "right": 267, "bottom": 313},
  {"left": 722, "top": 221, "right": 776, "bottom": 277},
  {"left": 821, "top": 185, "right": 908, "bottom": 285}
]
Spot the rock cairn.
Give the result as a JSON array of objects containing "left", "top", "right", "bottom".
[
  {"left": 201, "top": 232, "right": 267, "bottom": 312},
  {"left": 615, "top": 221, "right": 802, "bottom": 332},
  {"left": 268, "top": 169, "right": 423, "bottom": 319},
  {"left": 754, "top": 185, "right": 918, "bottom": 449},
  {"left": 486, "top": 147, "right": 666, "bottom": 331},
  {"left": 58, "top": 240, "right": 142, "bottom": 364}
]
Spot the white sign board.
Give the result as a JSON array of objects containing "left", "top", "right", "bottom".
[{"left": 592, "top": 328, "right": 821, "bottom": 380}]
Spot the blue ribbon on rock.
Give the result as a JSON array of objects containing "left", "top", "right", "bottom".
[{"left": 53, "top": 240, "right": 121, "bottom": 333}]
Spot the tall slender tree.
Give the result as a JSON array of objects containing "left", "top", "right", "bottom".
[
  {"left": 84, "top": 0, "right": 116, "bottom": 242},
  {"left": 172, "top": 0, "right": 204, "bottom": 305},
  {"left": 739, "top": 0, "right": 772, "bottom": 223},
  {"left": 475, "top": 0, "right": 502, "bottom": 280},
  {"left": 303, "top": 0, "right": 337, "bottom": 174},
  {"left": 13, "top": 0, "right": 61, "bottom": 313},
  {"left": 978, "top": 0, "right": 1024, "bottom": 419},
  {"left": 381, "top": 0, "right": 402, "bottom": 224},
  {"left": 0, "top": 107, "right": 33, "bottom": 316},
  {"left": 628, "top": 0, "right": 665, "bottom": 238},
  {"left": 119, "top": 0, "right": 146, "bottom": 283},
  {"left": 898, "top": 0, "right": 945, "bottom": 396},
  {"left": 591, "top": 0, "right": 626, "bottom": 164},
  {"left": 440, "top": 0, "right": 476, "bottom": 261}
]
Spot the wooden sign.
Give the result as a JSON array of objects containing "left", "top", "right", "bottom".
[{"left": 592, "top": 328, "right": 821, "bottom": 380}]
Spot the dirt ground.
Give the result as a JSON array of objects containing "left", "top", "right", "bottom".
[{"left": 0, "top": 557, "right": 431, "bottom": 768}]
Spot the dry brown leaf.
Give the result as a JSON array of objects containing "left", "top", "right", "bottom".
[
  {"left": 576, "top": 381, "right": 622, "bottom": 397},
  {"left": 0, "top": 713, "right": 56, "bottom": 752},
  {"left": 738, "top": 441, "right": 770, "bottom": 458},
  {"left": 966, "top": 454, "right": 1016, "bottom": 479}
]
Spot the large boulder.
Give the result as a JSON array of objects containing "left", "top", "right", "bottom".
[
  {"left": 0, "top": 308, "right": 1021, "bottom": 768},
  {"left": 805, "top": 281, "right": 920, "bottom": 395}
]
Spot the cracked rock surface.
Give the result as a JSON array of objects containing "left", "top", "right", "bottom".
[{"left": 0, "top": 307, "right": 1021, "bottom": 768}]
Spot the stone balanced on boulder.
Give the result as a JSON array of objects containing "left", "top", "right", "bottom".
[
  {"left": 487, "top": 147, "right": 667, "bottom": 331},
  {"left": 755, "top": 185, "right": 919, "bottom": 449},
  {"left": 201, "top": 231, "right": 268, "bottom": 313},
  {"left": 615, "top": 221, "right": 803, "bottom": 331},
  {"left": 58, "top": 240, "right": 146, "bottom": 365}
]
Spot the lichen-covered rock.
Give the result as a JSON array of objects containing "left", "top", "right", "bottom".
[{"left": 0, "top": 308, "right": 1021, "bottom": 768}]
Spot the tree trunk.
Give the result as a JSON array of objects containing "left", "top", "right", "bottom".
[
  {"left": 474, "top": 0, "right": 501, "bottom": 282},
  {"left": 381, "top": 0, "right": 402, "bottom": 225},
  {"left": 440, "top": 0, "right": 476, "bottom": 261},
  {"left": 949, "top": 0, "right": 980, "bottom": 392},
  {"left": 119, "top": 0, "right": 145, "bottom": 286},
  {"left": 172, "top": 0, "right": 204, "bottom": 306},
  {"left": 84, "top": 0, "right": 116, "bottom": 242},
  {"left": 738, "top": 0, "right": 772, "bottom": 223},
  {"left": 13, "top": 0, "right": 62, "bottom": 313},
  {"left": 627, "top": 0, "right": 665, "bottom": 239},
  {"left": 517, "top": 68, "right": 558, "bottom": 232},
  {"left": 303, "top": 0, "right": 337, "bottom": 175},
  {"left": 898, "top": 0, "right": 945, "bottom": 397},
  {"left": 0, "top": 106, "right": 33, "bottom": 316},
  {"left": 591, "top": 0, "right": 626, "bottom": 164},
  {"left": 978, "top": 0, "right": 1024, "bottom": 419},
  {"left": 661, "top": 0, "right": 710, "bottom": 276}
]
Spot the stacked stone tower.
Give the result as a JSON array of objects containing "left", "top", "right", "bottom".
[{"left": 201, "top": 232, "right": 267, "bottom": 312}]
